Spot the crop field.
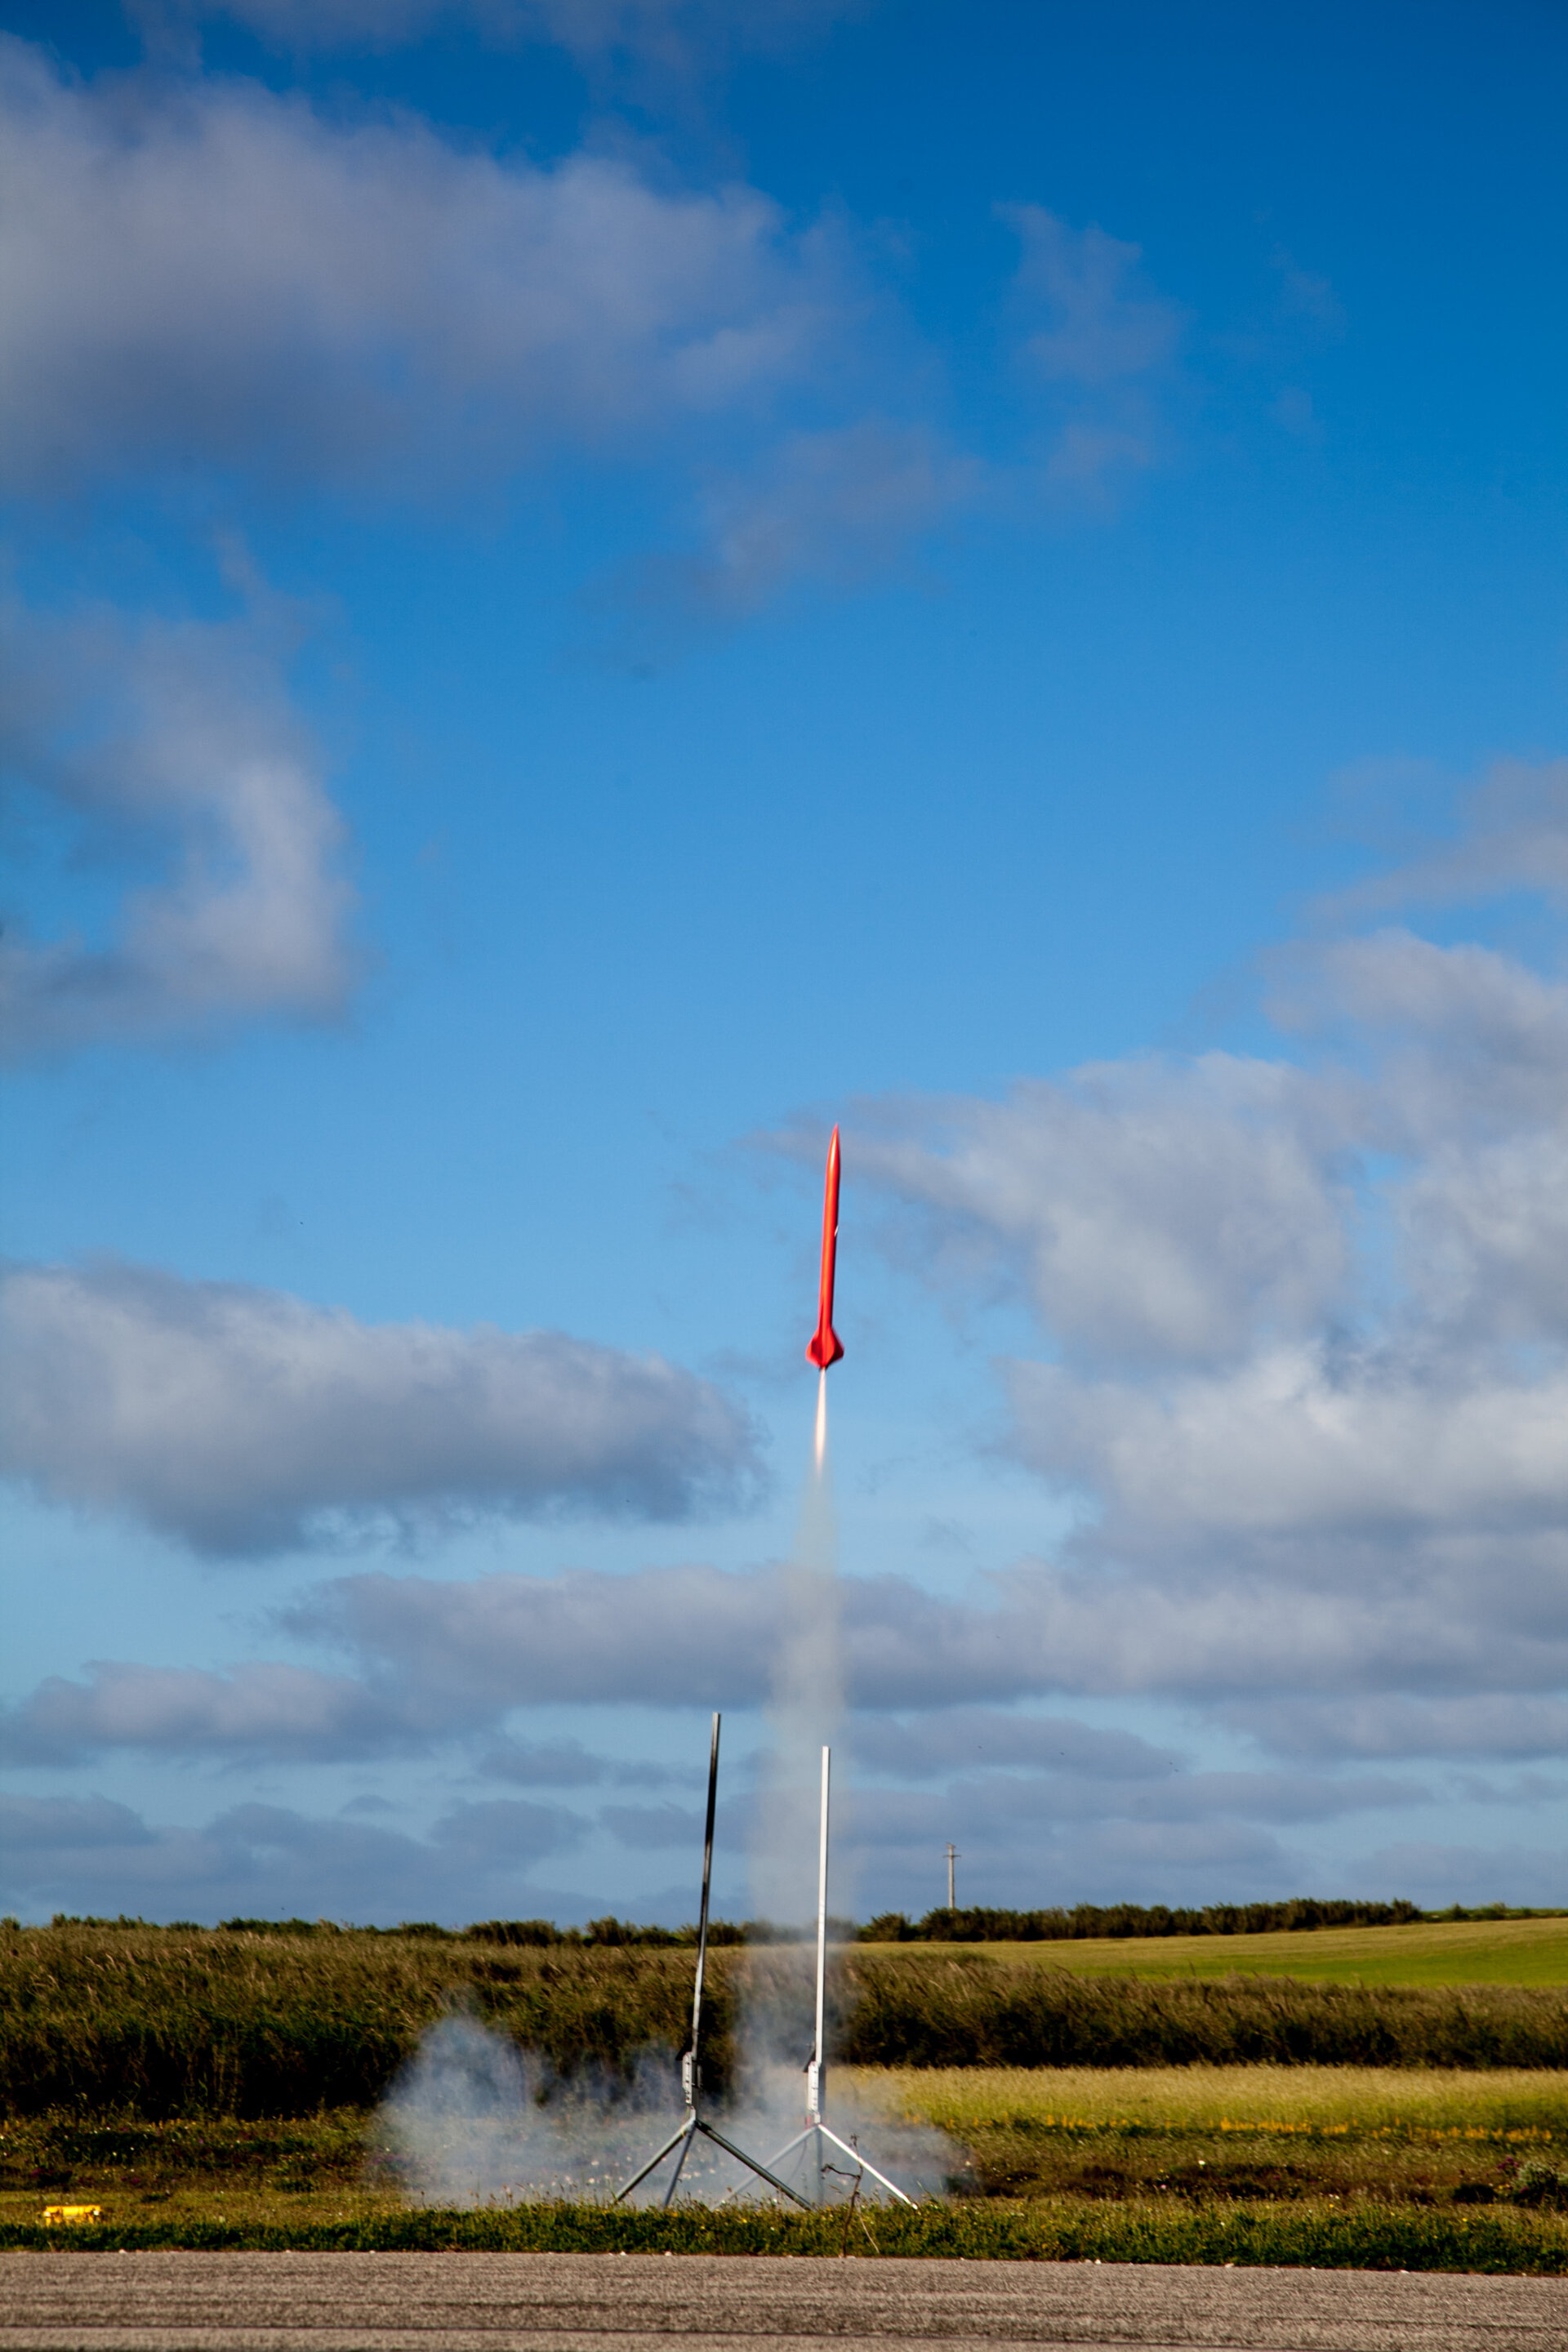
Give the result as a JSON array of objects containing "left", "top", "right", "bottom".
[
  {"left": 858, "top": 2061, "right": 1568, "bottom": 2136},
  {"left": 5, "top": 1923, "right": 1568, "bottom": 2266},
  {"left": 877, "top": 1918, "right": 1568, "bottom": 1988}
]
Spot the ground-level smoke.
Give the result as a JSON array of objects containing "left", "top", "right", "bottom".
[{"left": 377, "top": 2007, "right": 956, "bottom": 2209}]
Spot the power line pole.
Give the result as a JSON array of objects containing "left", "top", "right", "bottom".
[{"left": 944, "top": 1842, "right": 960, "bottom": 1911}]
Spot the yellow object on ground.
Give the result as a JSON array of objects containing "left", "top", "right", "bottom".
[{"left": 42, "top": 2205, "right": 101, "bottom": 2225}]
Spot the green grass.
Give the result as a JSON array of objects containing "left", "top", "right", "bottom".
[
  {"left": 8, "top": 2061, "right": 1568, "bottom": 2271},
  {"left": 871, "top": 1918, "right": 1568, "bottom": 1987},
  {"left": 857, "top": 2064, "right": 1568, "bottom": 2136},
  {"left": 849, "top": 2065, "right": 1568, "bottom": 2216},
  {"left": 4, "top": 2196, "right": 1568, "bottom": 2270}
]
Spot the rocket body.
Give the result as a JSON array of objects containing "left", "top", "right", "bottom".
[{"left": 806, "top": 1126, "right": 844, "bottom": 1370}]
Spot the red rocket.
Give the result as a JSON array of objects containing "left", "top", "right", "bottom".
[{"left": 806, "top": 1125, "right": 844, "bottom": 1370}]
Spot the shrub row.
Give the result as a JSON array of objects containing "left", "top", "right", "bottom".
[
  {"left": 859, "top": 1900, "right": 1429, "bottom": 1942},
  {"left": 47, "top": 1896, "right": 1546, "bottom": 1944},
  {"left": 3, "top": 1928, "right": 1566, "bottom": 2118}
]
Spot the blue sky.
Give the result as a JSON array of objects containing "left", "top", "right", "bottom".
[{"left": 3, "top": 0, "right": 1567, "bottom": 1926}]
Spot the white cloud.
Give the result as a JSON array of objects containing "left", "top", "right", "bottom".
[
  {"left": 0, "top": 37, "right": 843, "bottom": 493},
  {"left": 850, "top": 1057, "right": 1352, "bottom": 1369},
  {"left": 1004, "top": 207, "right": 1182, "bottom": 387},
  {"left": 287, "top": 1559, "right": 1086, "bottom": 1713},
  {"left": 1007, "top": 1346, "right": 1568, "bottom": 1545},
  {"left": 0, "top": 1660, "right": 424, "bottom": 1766},
  {"left": 1321, "top": 757, "right": 1568, "bottom": 920},
  {"left": 998, "top": 205, "right": 1183, "bottom": 496},
  {"left": 841, "top": 879, "right": 1568, "bottom": 1757},
  {"left": 851, "top": 1710, "right": 1180, "bottom": 1782},
  {"left": 1220, "top": 1694, "right": 1568, "bottom": 1763},
  {"left": 152, "top": 0, "right": 855, "bottom": 66},
  {"left": 647, "top": 419, "right": 980, "bottom": 615},
  {"left": 0, "top": 588, "right": 354, "bottom": 1058},
  {"left": 0, "top": 1256, "right": 758, "bottom": 1553}
]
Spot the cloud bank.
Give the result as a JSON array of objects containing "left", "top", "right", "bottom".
[
  {"left": 0, "top": 1257, "right": 758, "bottom": 1552},
  {"left": 828, "top": 773, "right": 1568, "bottom": 1780},
  {"left": 0, "top": 585, "right": 354, "bottom": 1058},
  {"left": 0, "top": 37, "right": 841, "bottom": 495},
  {"left": 0, "top": 1789, "right": 585, "bottom": 1924}
]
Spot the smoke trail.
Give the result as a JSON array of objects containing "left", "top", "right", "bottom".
[
  {"left": 373, "top": 1379, "right": 963, "bottom": 2212},
  {"left": 750, "top": 1375, "right": 843, "bottom": 1931},
  {"left": 732, "top": 1374, "right": 852, "bottom": 2186}
]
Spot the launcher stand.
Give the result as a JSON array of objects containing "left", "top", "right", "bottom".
[
  {"left": 615, "top": 1713, "right": 809, "bottom": 2212},
  {"left": 761, "top": 1747, "right": 916, "bottom": 2209}
]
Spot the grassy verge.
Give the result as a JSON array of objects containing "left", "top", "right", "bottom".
[{"left": 2, "top": 2196, "right": 1568, "bottom": 2270}]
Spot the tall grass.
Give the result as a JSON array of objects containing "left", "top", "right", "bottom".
[
  {"left": 4, "top": 1925, "right": 1567, "bottom": 2120},
  {"left": 0, "top": 1923, "right": 709, "bottom": 2116},
  {"left": 840, "top": 1952, "right": 1568, "bottom": 2071}
]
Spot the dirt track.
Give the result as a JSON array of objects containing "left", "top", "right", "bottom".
[{"left": 1, "top": 2252, "right": 1565, "bottom": 2351}]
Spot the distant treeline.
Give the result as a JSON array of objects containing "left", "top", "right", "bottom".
[
  {"left": 858, "top": 1900, "right": 1428, "bottom": 1942},
  {"left": 31, "top": 1899, "right": 1557, "bottom": 1944},
  {"left": 41, "top": 1914, "right": 847, "bottom": 1946}
]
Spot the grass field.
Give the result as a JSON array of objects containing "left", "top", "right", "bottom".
[
  {"left": 860, "top": 1918, "right": 1568, "bottom": 1987},
  {"left": 7, "top": 1920, "right": 1568, "bottom": 2271},
  {"left": 6, "top": 2066, "right": 1567, "bottom": 2235},
  {"left": 856, "top": 2062, "right": 1568, "bottom": 2136},
  {"left": 5, "top": 1922, "right": 1568, "bottom": 2118},
  {"left": 851, "top": 2065, "right": 1568, "bottom": 2219}
]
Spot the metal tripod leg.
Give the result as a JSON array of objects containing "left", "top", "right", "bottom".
[
  {"left": 760, "top": 2122, "right": 826, "bottom": 2202},
  {"left": 760, "top": 2125, "right": 813, "bottom": 2173},
  {"left": 659, "top": 2115, "right": 697, "bottom": 2210},
  {"left": 815, "top": 2123, "right": 915, "bottom": 2207},
  {"left": 694, "top": 2119, "right": 812, "bottom": 2208},
  {"left": 615, "top": 2111, "right": 694, "bottom": 2203}
]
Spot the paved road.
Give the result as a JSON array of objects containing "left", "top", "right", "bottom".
[{"left": 1, "top": 2253, "right": 1565, "bottom": 2351}]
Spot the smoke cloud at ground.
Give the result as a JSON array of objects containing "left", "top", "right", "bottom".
[{"left": 376, "top": 2007, "right": 960, "bottom": 2211}]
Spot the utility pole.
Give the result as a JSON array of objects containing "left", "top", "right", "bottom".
[{"left": 944, "top": 1842, "right": 960, "bottom": 1911}]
